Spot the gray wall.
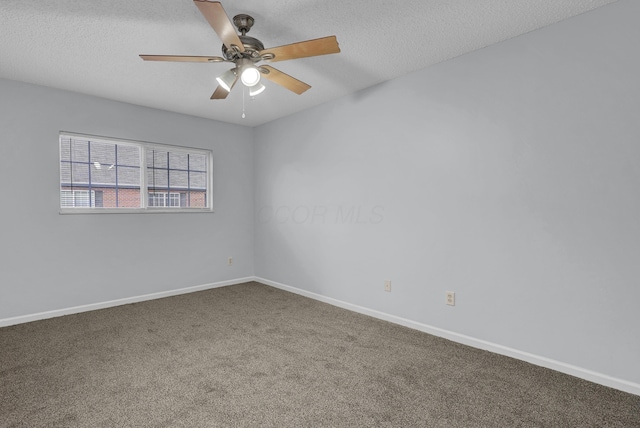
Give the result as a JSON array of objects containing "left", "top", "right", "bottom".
[
  {"left": 0, "top": 79, "right": 254, "bottom": 319},
  {"left": 254, "top": 0, "right": 640, "bottom": 385}
]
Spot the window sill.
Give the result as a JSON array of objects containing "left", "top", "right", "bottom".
[{"left": 59, "top": 208, "right": 214, "bottom": 215}]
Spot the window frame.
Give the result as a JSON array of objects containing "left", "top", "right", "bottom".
[{"left": 59, "top": 132, "right": 214, "bottom": 214}]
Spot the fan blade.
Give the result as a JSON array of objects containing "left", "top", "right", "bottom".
[
  {"left": 211, "top": 86, "right": 230, "bottom": 99},
  {"left": 193, "top": 0, "right": 244, "bottom": 52},
  {"left": 260, "top": 65, "right": 311, "bottom": 95},
  {"left": 260, "top": 36, "right": 340, "bottom": 63},
  {"left": 140, "top": 55, "right": 225, "bottom": 63}
]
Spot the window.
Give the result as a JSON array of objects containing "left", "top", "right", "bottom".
[
  {"left": 146, "top": 148, "right": 209, "bottom": 209},
  {"left": 59, "top": 133, "right": 212, "bottom": 213},
  {"left": 60, "top": 135, "right": 141, "bottom": 209},
  {"left": 60, "top": 190, "right": 96, "bottom": 208},
  {"left": 148, "top": 192, "right": 181, "bottom": 207}
]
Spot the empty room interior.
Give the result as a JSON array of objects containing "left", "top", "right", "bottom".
[{"left": 1, "top": 0, "right": 639, "bottom": 426}]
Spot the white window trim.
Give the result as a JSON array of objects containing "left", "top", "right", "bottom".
[{"left": 59, "top": 132, "right": 214, "bottom": 214}]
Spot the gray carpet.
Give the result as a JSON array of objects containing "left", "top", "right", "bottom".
[{"left": 1, "top": 282, "right": 638, "bottom": 427}]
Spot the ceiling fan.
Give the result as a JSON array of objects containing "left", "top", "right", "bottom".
[{"left": 140, "top": 0, "right": 341, "bottom": 99}]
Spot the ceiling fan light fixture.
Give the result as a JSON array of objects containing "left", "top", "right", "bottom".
[
  {"left": 240, "top": 66, "right": 261, "bottom": 87},
  {"left": 216, "top": 69, "right": 237, "bottom": 91},
  {"left": 249, "top": 82, "right": 266, "bottom": 97}
]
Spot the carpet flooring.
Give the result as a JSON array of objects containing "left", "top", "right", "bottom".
[{"left": 1, "top": 282, "right": 638, "bottom": 427}]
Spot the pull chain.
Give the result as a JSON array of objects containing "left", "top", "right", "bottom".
[{"left": 242, "top": 86, "right": 246, "bottom": 119}]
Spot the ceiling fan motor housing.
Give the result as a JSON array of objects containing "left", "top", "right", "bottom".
[
  {"left": 222, "top": 35, "right": 265, "bottom": 61},
  {"left": 222, "top": 14, "right": 265, "bottom": 61}
]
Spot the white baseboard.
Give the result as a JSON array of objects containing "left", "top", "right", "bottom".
[
  {"left": 0, "top": 277, "right": 255, "bottom": 328},
  {"left": 255, "top": 276, "right": 640, "bottom": 397}
]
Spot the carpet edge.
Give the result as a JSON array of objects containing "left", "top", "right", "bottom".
[
  {"left": 255, "top": 276, "right": 640, "bottom": 397},
  {"left": 0, "top": 277, "right": 255, "bottom": 328}
]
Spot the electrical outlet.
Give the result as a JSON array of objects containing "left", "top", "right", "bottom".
[
  {"left": 384, "top": 280, "right": 391, "bottom": 292},
  {"left": 446, "top": 291, "right": 455, "bottom": 306},
  {"left": 228, "top": 257, "right": 233, "bottom": 266}
]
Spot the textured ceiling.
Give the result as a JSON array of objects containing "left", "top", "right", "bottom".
[{"left": 0, "top": 0, "right": 619, "bottom": 127}]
